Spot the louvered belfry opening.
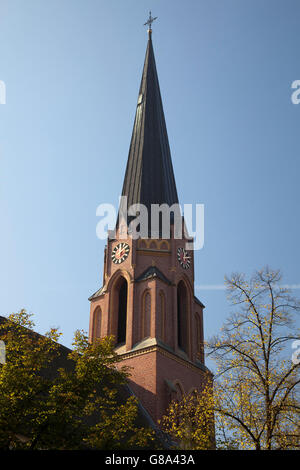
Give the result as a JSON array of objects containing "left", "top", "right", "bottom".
[
  {"left": 177, "top": 281, "right": 188, "bottom": 353},
  {"left": 117, "top": 278, "right": 128, "bottom": 344}
]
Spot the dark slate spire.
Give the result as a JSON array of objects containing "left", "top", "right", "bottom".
[{"left": 120, "top": 31, "right": 179, "bottom": 216}]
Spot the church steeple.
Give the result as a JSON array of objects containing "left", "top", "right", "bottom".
[
  {"left": 120, "top": 25, "right": 179, "bottom": 215},
  {"left": 89, "top": 19, "right": 210, "bottom": 425}
]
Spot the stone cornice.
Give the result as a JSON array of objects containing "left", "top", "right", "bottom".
[{"left": 119, "top": 344, "right": 211, "bottom": 375}]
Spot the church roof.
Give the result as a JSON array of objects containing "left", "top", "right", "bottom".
[
  {"left": 194, "top": 295, "right": 205, "bottom": 308},
  {"left": 120, "top": 32, "right": 179, "bottom": 214},
  {"left": 88, "top": 286, "right": 105, "bottom": 301},
  {"left": 89, "top": 265, "right": 172, "bottom": 302}
]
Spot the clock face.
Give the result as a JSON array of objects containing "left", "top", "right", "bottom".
[
  {"left": 177, "top": 247, "right": 191, "bottom": 270},
  {"left": 112, "top": 243, "right": 130, "bottom": 264}
]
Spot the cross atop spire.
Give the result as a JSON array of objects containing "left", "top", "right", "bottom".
[{"left": 144, "top": 11, "right": 157, "bottom": 35}]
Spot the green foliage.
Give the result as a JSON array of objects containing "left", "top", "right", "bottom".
[
  {"left": 86, "top": 395, "right": 155, "bottom": 450},
  {"left": 160, "top": 378, "right": 215, "bottom": 450},
  {"left": 0, "top": 310, "right": 154, "bottom": 450}
]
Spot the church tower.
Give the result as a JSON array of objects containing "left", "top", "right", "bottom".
[{"left": 89, "top": 18, "right": 210, "bottom": 424}]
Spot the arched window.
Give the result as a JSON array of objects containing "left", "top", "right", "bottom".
[
  {"left": 117, "top": 278, "right": 128, "bottom": 344},
  {"left": 139, "top": 240, "right": 147, "bottom": 249},
  {"left": 93, "top": 307, "right": 102, "bottom": 340},
  {"left": 160, "top": 241, "right": 168, "bottom": 250},
  {"left": 177, "top": 281, "right": 188, "bottom": 353},
  {"left": 195, "top": 313, "right": 202, "bottom": 360},
  {"left": 174, "top": 381, "right": 184, "bottom": 401},
  {"left": 159, "top": 291, "right": 166, "bottom": 342},
  {"left": 142, "top": 291, "right": 151, "bottom": 339}
]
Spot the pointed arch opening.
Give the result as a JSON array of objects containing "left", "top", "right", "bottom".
[
  {"left": 174, "top": 380, "right": 185, "bottom": 401},
  {"left": 195, "top": 313, "right": 202, "bottom": 359},
  {"left": 195, "top": 313, "right": 203, "bottom": 361},
  {"left": 116, "top": 277, "right": 128, "bottom": 345},
  {"left": 93, "top": 307, "right": 102, "bottom": 341},
  {"left": 159, "top": 290, "right": 166, "bottom": 343},
  {"left": 141, "top": 290, "right": 151, "bottom": 339},
  {"left": 177, "top": 280, "right": 188, "bottom": 353}
]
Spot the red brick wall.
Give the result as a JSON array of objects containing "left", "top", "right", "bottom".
[
  {"left": 118, "top": 347, "right": 207, "bottom": 423},
  {"left": 89, "top": 228, "right": 208, "bottom": 424}
]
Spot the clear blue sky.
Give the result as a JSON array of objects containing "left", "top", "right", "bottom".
[{"left": 0, "top": 0, "right": 299, "bottom": 352}]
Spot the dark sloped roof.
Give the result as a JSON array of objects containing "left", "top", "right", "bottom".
[
  {"left": 194, "top": 295, "right": 205, "bottom": 308},
  {"left": 120, "top": 34, "right": 179, "bottom": 217},
  {"left": 88, "top": 286, "right": 105, "bottom": 301},
  {"left": 0, "top": 315, "right": 75, "bottom": 377},
  {"left": 135, "top": 266, "right": 172, "bottom": 285},
  {"left": 89, "top": 266, "right": 172, "bottom": 302}
]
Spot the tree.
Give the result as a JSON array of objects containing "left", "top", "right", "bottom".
[
  {"left": 0, "top": 310, "right": 154, "bottom": 450},
  {"left": 208, "top": 267, "right": 300, "bottom": 450},
  {"left": 161, "top": 267, "right": 300, "bottom": 450},
  {"left": 160, "top": 378, "right": 215, "bottom": 450}
]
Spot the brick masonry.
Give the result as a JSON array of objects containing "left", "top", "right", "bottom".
[{"left": 89, "top": 225, "right": 210, "bottom": 424}]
